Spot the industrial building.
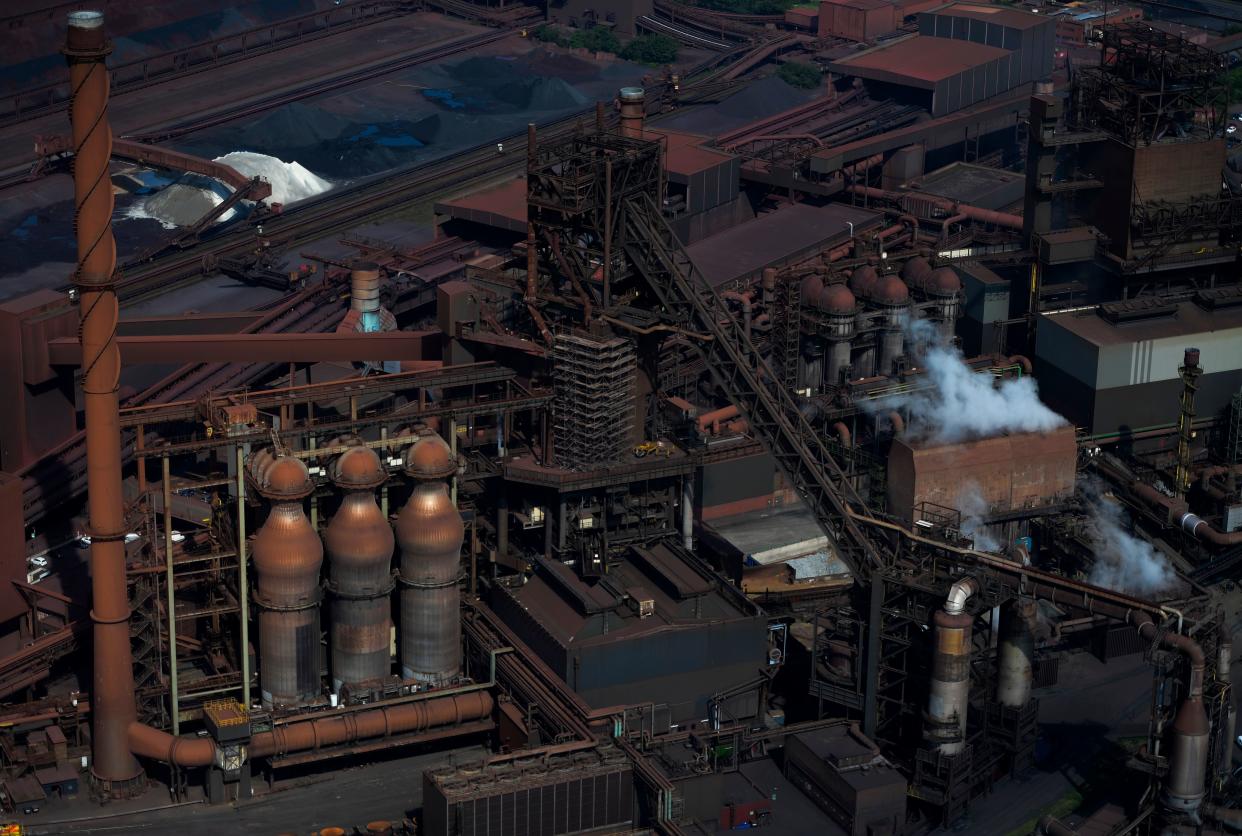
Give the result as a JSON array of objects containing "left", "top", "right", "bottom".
[{"left": 0, "top": 2, "right": 1239, "bottom": 835}]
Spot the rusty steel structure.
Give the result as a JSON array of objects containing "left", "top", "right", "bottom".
[{"left": 4, "top": 5, "right": 1242, "bottom": 833}]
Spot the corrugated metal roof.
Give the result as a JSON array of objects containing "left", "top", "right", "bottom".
[
  {"left": 436, "top": 176, "right": 527, "bottom": 233},
  {"left": 933, "top": 2, "right": 1049, "bottom": 29},
  {"left": 822, "top": 0, "right": 893, "bottom": 9},
  {"left": 832, "top": 35, "right": 1009, "bottom": 86},
  {"left": 686, "top": 202, "right": 881, "bottom": 288}
]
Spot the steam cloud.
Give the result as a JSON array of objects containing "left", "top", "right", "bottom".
[
  {"left": 956, "top": 481, "right": 1001, "bottom": 552},
  {"left": 1084, "top": 484, "right": 1175, "bottom": 595},
  {"left": 875, "top": 317, "right": 1066, "bottom": 443}
]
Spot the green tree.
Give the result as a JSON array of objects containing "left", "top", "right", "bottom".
[
  {"left": 778, "top": 60, "right": 821, "bottom": 90},
  {"left": 531, "top": 24, "right": 569, "bottom": 46},
  {"left": 569, "top": 26, "right": 621, "bottom": 53},
  {"left": 620, "top": 34, "right": 679, "bottom": 65}
]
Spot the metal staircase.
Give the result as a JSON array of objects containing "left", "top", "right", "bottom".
[{"left": 618, "top": 190, "right": 885, "bottom": 582}]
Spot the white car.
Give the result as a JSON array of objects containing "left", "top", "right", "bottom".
[
  {"left": 27, "top": 555, "right": 48, "bottom": 568},
  {"left": 124, "top": 533, "right": 140, "bottom": 544},
  {"left": 170, "top": 531, "right": 186, "bottom": 544}
]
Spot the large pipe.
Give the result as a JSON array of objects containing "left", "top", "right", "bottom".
[
  {"left": 997, "top": 598, "right": 1036, "bottom": 710},
  {"left": 66, "top": 9, "right": 145, "bottom": 793},
  {"left": 926, "top": 578, "right": 978, "bottom": 755},
  {"left": 1219, "top": 620, "right": 1236, "bottom": 778},
  {"left": 1131, "top": 612, "right": 1209, "bottom": 818},
  {"left": 1204, "top": 804, "right": 1242, "bottom": 832},
  {"left": 248, "top": 691, "right": 493, "bottom": 757},
  {"left": 396, "top": 436, "right": 464, "bottom": 684},
  {"left": 250, "top": 454, "right": 324, "bottom": 707},
  {"left": 325, "top": 445, "right": 395, "bottom": 693},
  {"left": 847, "top": 185, "right": 1024, "bottom": 231},
  {"left": 127, "top": 691, "right": 493, "bottom": 766}
]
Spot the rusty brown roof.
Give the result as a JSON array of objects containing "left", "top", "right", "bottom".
[
  {"left": 821, "top": 0, "right": 893, "bottom": 9},
  {"left": 832, "top": 35, "right": 1009, "bottom": 87},
  {"left": 435, "top": 177, "right": 528, "bottom": 233},
  {"left": 645, "top": 128, "right": 735, "bottom": 177},
  {"left": 933, "top": 2, "right": 1048, "bottom": 30}
]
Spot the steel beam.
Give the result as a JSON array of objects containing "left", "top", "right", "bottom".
[{"left": 49, "top": 330, "right": 439, "bottom": 365}]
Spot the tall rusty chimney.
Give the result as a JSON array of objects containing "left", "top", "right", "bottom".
[
  {"left": 65, "top": 9, "right": 145, "bottom": 794},
  {"left": 618, "top": 87, "right": 645, "bottom": 139}
]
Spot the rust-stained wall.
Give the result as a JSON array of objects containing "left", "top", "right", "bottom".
[{"left": 887, "top": 425, "right": 1077, "bottom": 523}]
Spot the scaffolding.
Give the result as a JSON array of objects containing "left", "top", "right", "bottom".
[
  {"left": 551, "top": 332, "right": 637, "bottom": 471},
  {"left": 1070, "top": 25, "right": 1227, "bottom": 145}
]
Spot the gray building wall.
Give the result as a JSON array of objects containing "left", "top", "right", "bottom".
[{"left": 1035, "top": 309, "right": 1242, "bottom": 435}]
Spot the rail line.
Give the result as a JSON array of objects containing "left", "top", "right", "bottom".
[{"left": 124, "top": 28, "right": 515, "bottom": 143}]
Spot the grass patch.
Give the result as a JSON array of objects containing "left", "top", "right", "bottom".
[{"left": 1002, "top": 787, "right": 1083, "bottom": 836}]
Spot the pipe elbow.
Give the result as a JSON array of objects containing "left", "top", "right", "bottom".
[
  {"left": 832, "top": 421, "right": 851, "bottom": 447},
  {"left": 1007, "top": 354, "right": 1033, "bottom": 375},
  {"left": 944, "top": 577, "right": 978, "bottom": 615},
  {"left": 888, "top": 411, "right": 904, "bottom": 437},
  {"left": 128, "top": 721, "right": 217, "bottom": 768},
  {"left": 1038, "top": 814, "right": 1078, "bottom": 835}
]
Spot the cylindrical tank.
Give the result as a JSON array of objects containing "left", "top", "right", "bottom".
[
  {"left": 251, "top": 455, "right": 324, "bottom": 708},
  {"left": 324, "top": 445, "right": 394, "bottom": 692},
  {"left": 799, "top": 336, "right": 825, "bottom": 391},
  {"left": 619, "top": 87, "right": 645, "bottom": 138},
  {"left": 1165, "top": 696, "right": 1210, "bottom": 815},
  {"left": 396, "top": 435, "right": 464, "bottom": 684},
  {"left": 926, "top": 608, "right": 973, "bottom": 755},
  {"left": 351, "top": 260, "right": 382, "bottom": 333},
  {"left": 997, "top": 598, "right": 1036, "bottom": 709}
]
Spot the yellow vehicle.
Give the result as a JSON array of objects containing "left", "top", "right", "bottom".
[{"left": 633, "top": 441, "right": 671, "bottom": 459}]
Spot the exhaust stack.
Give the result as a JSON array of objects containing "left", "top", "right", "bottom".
[
  {"left": 925, "top": 578, "right": 977, "bottom": 756},
  {"left": 619, "top": 87, "right": 645, "bottom": 138},
  {"left": 65, "top": 8, "right": 146, "bottom": 795}
]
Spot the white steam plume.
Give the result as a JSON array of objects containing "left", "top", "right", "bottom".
[
  {"left": 956, "top": 481, "right": 1001, "bottom": 552},
  {"left": 1084, "top": 483, "right": 1175, "bottom": 595},
  {"left": 873, "top": 317, "right": 1066, "bottom": 444}
]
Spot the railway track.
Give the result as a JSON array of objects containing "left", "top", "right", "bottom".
[
  {"left": 124, "top": 28, "right": 515, "bottom": 143},
  {"left": 83, "top": 105, "right": 614, "bottom": 307}
]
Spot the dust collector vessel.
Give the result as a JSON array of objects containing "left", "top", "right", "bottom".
[
  {"left": 250, "top": 452, "right": 324, "bottom": 707},
  {"left": 395, "top": 435, "right": 463, "bottom": 684},
  {"left": 324, "top": 444, "right": 394, "bottom": 692}
]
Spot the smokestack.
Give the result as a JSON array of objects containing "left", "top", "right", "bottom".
[
  {"left": 996, "top": 598, "right": 1036, "bottom": 709},
  {"left": 1130, "top": 612, "right": 1209, "bottom": 819},
  {"left": 250, "top": 453, "right": 324, "bottom": 707},
  {"left": 619, "top": 87, "right": 645, "bottom": 139},
  {"left": 396, "top": 436, "right": 463, "bottom": 684},
  {"left": 1175, "top": 348, "right": 1202, "bottom": 497},
  {"left": 350, "top": 261, "right": 382, "bottom": 333},
  {"left": 1218, "top": 619, "right": 1235, "bottom": 778},
  {"left": 65, "top": 9, "right": 145, "bottom": 794},
  {"left": 925, "top": 578, "right": 977, "bottom": 756},
  {"left": 325, "top": 445, "right": 395, "bottom": 693}
]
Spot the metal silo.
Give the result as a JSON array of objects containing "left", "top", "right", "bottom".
[
  {"left": 395, "top": 435, "right": 463, "bottom": 685},
  {"left": 324, "top": 444, "right": 394, "bottom": 693},
  {"left": 250, "top": 453, "right": 324, "bottom": 707}
]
